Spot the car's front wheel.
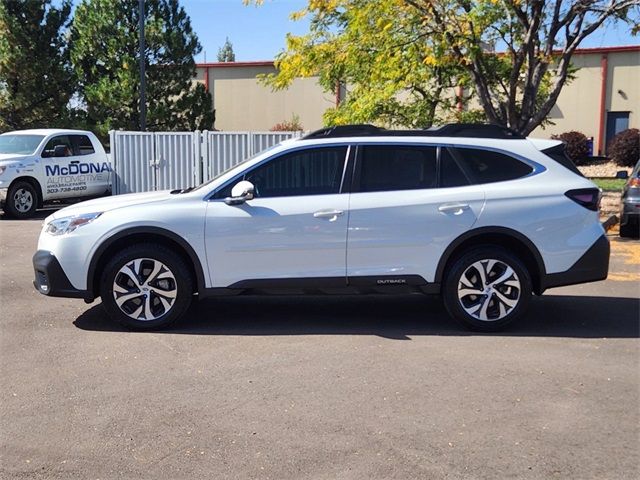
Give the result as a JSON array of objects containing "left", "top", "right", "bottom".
[
  {"left": 442, "top": 247, "right": 532, "bottom": 331},
  {"left": 100, "top": 244, "right": 193, "bottom": 330}
]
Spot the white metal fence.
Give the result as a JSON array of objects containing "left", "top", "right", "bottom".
[{"left": 109, "top": 130, "right": 302, "bottom": 194}]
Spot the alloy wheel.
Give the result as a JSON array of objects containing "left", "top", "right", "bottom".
[
  {"left": 457, "top": 259, "right": 521, "bottom": 322},
  {"left": 112, "top": 258, "right": 178, "bottom": 321}
]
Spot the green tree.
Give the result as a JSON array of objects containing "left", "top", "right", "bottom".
[
  {"left": 217, "top": 37, "right": 236, "bottom": 62},
  {"left": 250, "top": 0, "right": 639, "bottom": 134},
  {"left": 0, "top": 0, "right": 75, "bottom": 132},
  {"left": 250, "top": 0, "right": 466, "bottom": 128},
  {"left": 71, "top": 0, "right": 214, "bottom": 135},
  {"left": 407, "top": 0, "right": 639, "bottom": 134}
]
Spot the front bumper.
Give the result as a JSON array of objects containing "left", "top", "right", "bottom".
[
  {"left": 0, "top": 187, "right": 7, "bottom": 207},
  {"left": 540, "top": 234, "right": 610, "bottom": 291},
  {"left": 33, "top": 250, "right": 93, "bottom": 300}
]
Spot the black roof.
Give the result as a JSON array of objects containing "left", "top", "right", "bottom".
[{"left": 302, "top": 123, "right": 525, "bottom": 140}]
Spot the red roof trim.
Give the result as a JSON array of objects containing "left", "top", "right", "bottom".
[
  {"left": 195, "top": 46, "right": 639, "bottom": 69},
  {"left": 572, "top": 45, "right": 640, "bottom": 54},
  {"left": 197, "top": 61, "right": 274, "bottom": 68}
]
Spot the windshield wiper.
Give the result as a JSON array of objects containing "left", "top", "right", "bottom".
[{"left": 170, "top": 186, "right": 195, "bottom": 194}]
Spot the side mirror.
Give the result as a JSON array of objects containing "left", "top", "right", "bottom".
[
  {"left": 53, "top": 145, "right": 67, "bottom": 157},
  {"left": 615, "top": 170, "right": 629, "bottom": 180},
  {"left": 225, "top": 180, "right": 255, "bottom": 205}
]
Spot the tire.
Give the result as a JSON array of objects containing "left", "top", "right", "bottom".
[
  {"left": 100, "top": 244, "right": 193, "bottom": 330},
  {"left": 5, "top": 181, "right": 38, "bottom": 219},
  {"left": 442, "top": 247, "right": 532, "bottom": 332},
  {"left": 619, "top": 218, "right": 639, "bottom": 239}
]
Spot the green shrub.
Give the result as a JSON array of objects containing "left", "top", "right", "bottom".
[
  {"left": 550, "top": 131, "right": 590, "bottom": 165},
  {"left": 608, "top": 128, "right": 639, "bottom": 167}
]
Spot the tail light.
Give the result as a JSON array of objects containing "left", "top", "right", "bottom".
[
  {"left": 565, "top": 188, "right": 601, "bottom": 211},
  {"left": 628, "top": 177, "right": 640, "bottom": 187}
]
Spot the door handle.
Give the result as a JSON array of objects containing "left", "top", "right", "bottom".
[
  {"left": 70, "top": 160, "right": 80, "bottom": 164},
  {"left": 313, "top": 209, "right": 344, "bottom": 221},
  {"left": 438, "top": 203, "right": 470, "bottom": 215}
]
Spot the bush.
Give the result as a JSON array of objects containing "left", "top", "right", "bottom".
[
  {"left": 550, "top": 131, "right": 590, "bottom": 165},
  {"left": 608, "top": 128, "right": 639, "bottom": 167},
  {"left": 270, "top": 114, "right": 303, "bottom": 132}
]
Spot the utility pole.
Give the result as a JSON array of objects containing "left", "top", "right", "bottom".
[{"left": 138, "top": 0, "right": 146, "bottom": 131}]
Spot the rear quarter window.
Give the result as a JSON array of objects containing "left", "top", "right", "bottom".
[{"left": 449, "top": 147, "right": 533, "bottom": 184}]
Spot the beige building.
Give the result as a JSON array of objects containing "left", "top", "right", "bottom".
[
  {"left": 531, "top": 46, "right": 639, "bottom": 155},
  {"left": 196, "top": 45, "right": 639, "bottom": 155},
  {"left": 194, "top": 61, "right": 335, "bottom": 132}
]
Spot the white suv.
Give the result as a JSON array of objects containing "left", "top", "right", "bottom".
[{"left": 33, "top": 124, "right": 609, "bottom": 331}]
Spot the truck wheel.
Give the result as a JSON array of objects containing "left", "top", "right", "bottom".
[
  {"left": 442, "top": 247, "right": 532, "bottom": 332},
  {"left": 100, "top": 244, "right": 193, "bottom": 330},
  {"left": 6, "top": 181, "right": 38, "bottom": 219}
]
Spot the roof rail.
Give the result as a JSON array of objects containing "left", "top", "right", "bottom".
[
  {"left": 302, "top": 124, "right": 383, "bottom": 139},
  {"left": 427, "top": 123, "right": 524, "bottom": 139},
  {"left": 302, "top": 123, "right": 525, "bottom": 140}
]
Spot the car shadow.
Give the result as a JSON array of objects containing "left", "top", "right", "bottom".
[
  {"left": 0, "top": 208, "right": 59, "bottom": 221},
  {"left": 74, "top": 294, "right": 640, "bottom": 339}
]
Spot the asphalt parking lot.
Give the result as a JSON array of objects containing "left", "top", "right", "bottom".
[{"left": 1, "top": 211, "right": 638, "bottom": 480}]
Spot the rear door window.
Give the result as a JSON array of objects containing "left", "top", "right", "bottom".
[
  {"left": 449, "top": 147, "right": 533, "bottom": 184},
  {"left": 440, "top": 148, "right": 471, "bottom": 187},
  {"left": 354, "top": 145, "right": 437, "bottom": 192},
  {"left": 72, "top": 135, "right": 96, "bottom": 156}
]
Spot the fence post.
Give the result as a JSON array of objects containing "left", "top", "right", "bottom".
[
  {"left": 201, "top": 130, "right": 209, "bottom": 185},
  {"left": 109, "top": 130, "right": 117, "bottom": 195},
  {"left": 248, "top": 131, "right": 254, "bottom": 157},
  {"left": 193, "top": 130, "right": 201, "bottom": 186}
]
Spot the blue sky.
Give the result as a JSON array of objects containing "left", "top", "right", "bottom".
[
  {"left": 184, "top": 0, "right": 309, "bottom": 62},
  {"left": 184, "top": 0, "right": 638, "bottom": 62},
  {"left": 67, "top": 0, "right": 638, "bottom": 62}
]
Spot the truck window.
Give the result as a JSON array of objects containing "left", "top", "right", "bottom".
[
  {"left": 42, "top": 136, "right": 73, "bottom": 158},
  {"left": 72, "top": 135, "right": 96, "bottom": 156}
]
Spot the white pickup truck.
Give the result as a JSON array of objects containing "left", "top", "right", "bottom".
[{"left": 0, "top": 129, "right": 112, "bottom": 219}]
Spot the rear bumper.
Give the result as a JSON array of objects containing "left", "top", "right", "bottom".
[
  {"left": 620, "top": 200, "right": 640, "bottom": 226},
  {"left": 32, "top": 250, "right": 93, "bottom": 300},
  {"left": 540, "top": 234, "right": 609, "bottom": 291}
]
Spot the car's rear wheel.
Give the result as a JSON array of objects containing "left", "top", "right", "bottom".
[
  {"left": 6, "top": 181, "right": 38, "bottom": 219},
  {"left": 100, "top": 244, "right": 193, "bottom": 330},
  {"left": 442, "top": 247, "right": 532, "bottom": 331}
]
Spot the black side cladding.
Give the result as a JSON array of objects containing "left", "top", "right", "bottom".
[{"left": 541, "top": 234, "right": 609, "bottom": 291}]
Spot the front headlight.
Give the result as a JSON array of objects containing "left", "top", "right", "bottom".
[{"left": 45, "top": 212, "right": 103, "bottom": 236}]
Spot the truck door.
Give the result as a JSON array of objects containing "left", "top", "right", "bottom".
[
  {"left": 41, "top": 134, "right": 108, "bottom": 199},
  {"left": 70, "top": 134, "right": 111, "bottom": 195}
]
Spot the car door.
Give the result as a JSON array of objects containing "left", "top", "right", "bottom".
[
  {"left": 346, "top": 143, "right": 485, "bottom": 284},
  {"left": 204, "top": 145, "right": 351, "bottom": 288}
]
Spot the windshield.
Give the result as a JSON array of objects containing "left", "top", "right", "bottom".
[{"left": 0, "top": 134, "right": 45, "bottom": 155}]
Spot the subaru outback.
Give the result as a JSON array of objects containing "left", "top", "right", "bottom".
[{"left": 33, "top": 124, "right": 609, "bottom": 331}]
